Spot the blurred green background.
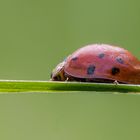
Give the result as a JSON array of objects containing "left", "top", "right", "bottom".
[{"left": 0, "top": 0, "right": 140, "bottom": 139}]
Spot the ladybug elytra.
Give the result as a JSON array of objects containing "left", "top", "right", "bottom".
[{"left": 51, "top": 44, "right": 140, "bottom": 84}]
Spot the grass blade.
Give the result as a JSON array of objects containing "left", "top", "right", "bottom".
[{"left": 0, "top": 80, "right": 140, "bottom": 93}]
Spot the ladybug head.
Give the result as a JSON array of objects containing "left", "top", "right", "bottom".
[{"left": 50, "top": 61, "right": 66, "bottom": 81}]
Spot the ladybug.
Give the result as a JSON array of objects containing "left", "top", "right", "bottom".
[{"left": 51, "top": 44, "right": 140, "bottom": 84}]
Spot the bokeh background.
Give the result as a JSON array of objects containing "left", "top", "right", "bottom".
[
  {"left": 0, "top": 0, "right": 140, "bottom": 140},
  {"left": 0, "top": 0, "right": 140, "bottom": 80}
]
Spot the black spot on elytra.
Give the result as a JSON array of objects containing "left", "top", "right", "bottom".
[
  {"left": 71, "top": 57, "right": 78, "bottom": 61},
  {"left": 112, "top": 67, "right": 120, "bottom": 75},
  {"left": 98, "top": 53, "right": 105, "bottom": 58},
  {"left": 116, "top": 57, "right": 124, "bottom": 64},
  {"left": 87, "top": 65, "right": 96, "bottom": 75}
]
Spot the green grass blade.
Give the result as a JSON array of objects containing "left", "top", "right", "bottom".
[{"left": 0, "top": 80, "right": 140, "bottom": 93}]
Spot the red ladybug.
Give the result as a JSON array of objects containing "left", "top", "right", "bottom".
[{"left": 51, "top": 44, "right": 140, "bottom": 84}]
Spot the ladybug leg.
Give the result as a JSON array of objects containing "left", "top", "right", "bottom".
[
  {"left": 64, "top": 73, "right": 70, "bottom": 81},
  {"left": 65, "top": 77, "right": 69, "bottom": 81},
  {"left": 113, "top": 80, "right": 119, "bottom": 85}
]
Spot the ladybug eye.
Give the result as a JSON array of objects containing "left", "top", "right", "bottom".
[
  {"left": 112, "top": 67, "right": 120, "bottom": 75},
  {"left": 53, "top": 75, "right": 61, "bottom": 81}
]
